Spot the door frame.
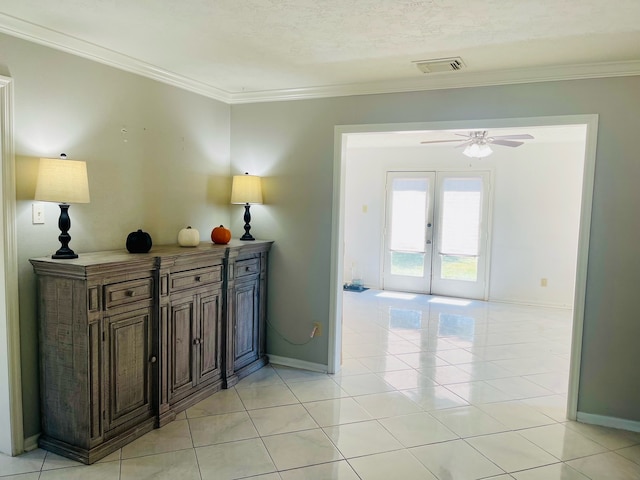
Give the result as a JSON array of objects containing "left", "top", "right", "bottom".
[
  {"left": 0, "top": 75, "right": 24, "bottom": 455},
  {"left": 329, "top": 114, "right": 599, "bottom": 422}
]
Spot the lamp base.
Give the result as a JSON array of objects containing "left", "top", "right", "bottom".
[
  {"left": 52, "top": 203, "right": 79, "bottom": 260},
  {"left": 240, "top": 203, "right": 256, "bottom": 241},
  {"left": 52, "top": 248, "right": 78, "bottom": 260}
]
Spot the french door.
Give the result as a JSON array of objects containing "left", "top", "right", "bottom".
[
  {"left": 382, "top": 172, "right": 435, "bottom": 293},
  {"left": 383, "top": 171, "right": 491, "bottom": 299}
]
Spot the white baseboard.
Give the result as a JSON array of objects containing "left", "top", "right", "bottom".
[
  {"left": 268, "top": 355, "right": 328, "bottom": 373},
  {"left": 487, "top": 296, "right": 573, "bottom": 309},
  {"left": 577, "top": 412, "right": 640, "bottom": 433},
  {"left": 23, "top": 434, "right": 39, "bottom": 452}
]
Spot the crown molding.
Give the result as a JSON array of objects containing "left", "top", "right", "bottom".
[
  {"left": 0, "top": 14, "right": 232, "bottom": 103},
  {"left": 230, "top": 60, "right": 640, "bottom": 104},
  {"left": 1, "top": 13, "right": 639, "bottom": 106}
]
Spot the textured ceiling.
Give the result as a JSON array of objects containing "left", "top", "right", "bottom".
[{"left": 1, "top": 0, "right": 640, "bottom": 102}]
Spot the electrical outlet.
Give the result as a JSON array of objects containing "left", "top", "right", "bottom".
[
  {"left": 541, "top": 278, "right": 548, "bottom": 287},
  {"left": 32, "top": 203, "right": 45, "bottom": 224},
  {"left": 312, "top": 322, "right": 322, "bottom": 337}
]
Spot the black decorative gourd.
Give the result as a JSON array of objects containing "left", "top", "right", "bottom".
[{"left": 126, "top": 229, "right": 153, "bottom": 253}]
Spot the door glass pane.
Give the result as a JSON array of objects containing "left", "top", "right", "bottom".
[
  {"left": 391, "top": 251, "right": 425, "bottom": 277},
  {"left": 390, "top": 178, "right": 427, "bottom": 252},
  {"left": 439, "top": 177, "right": 482, "bottom": 281},
  {"left": 441, "top": 255, "right": 478, "bottom": 281}
]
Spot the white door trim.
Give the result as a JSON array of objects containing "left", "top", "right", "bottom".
[
  {"left": 566, "top": 115, "right": 598, "bottom": 421},
  {"left": 0, "top": 75, "right": 23, "bottom": 455},
  {"left": 330, "top": 115, "right": 598, "bottom": 424}
]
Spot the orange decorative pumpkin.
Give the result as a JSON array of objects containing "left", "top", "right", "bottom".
[{"left": 211, "top": 225, "right": 231, "bottom": 244}]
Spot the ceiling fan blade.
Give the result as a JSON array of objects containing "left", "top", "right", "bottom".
[
  {"left": 491, "top": 139, "right": 524, "bottom": 147},
  {"left": 455, "top": 140, "right": 473, "bottom": 148},
  {"left": 420, "top": 139, "right": 464, "bottom": 144},
  {"left": 491, "top": 134, "right": 534, "bottom": 140}
]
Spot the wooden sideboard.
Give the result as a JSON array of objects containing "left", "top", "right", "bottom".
[{"left": 30, "top": 240, "right": 272, "bottom": 464}]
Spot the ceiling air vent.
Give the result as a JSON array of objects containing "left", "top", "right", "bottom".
[{"left": 414, "top": 57, "right": 465, "bottom": 74}]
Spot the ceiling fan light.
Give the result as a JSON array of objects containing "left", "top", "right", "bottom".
[
  {"left": 477, "top": 143, "right": 493, "bottom": 157},
  {"left": 463, "top": 143, "right": 479, "bottom": 157},
  {"left": 463, "top": 143, "right": 493, "bottom": 158}
]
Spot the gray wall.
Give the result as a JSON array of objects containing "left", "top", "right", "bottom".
[
  {"left": 230, "top": 76, "right": 640, "bottom": 422},
  {"left": 0, "top": 33, "right": 232, "bottom": 438}
]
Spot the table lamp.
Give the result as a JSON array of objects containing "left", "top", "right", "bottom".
[
  {"left": 230, "top": 172, "right": 262, "bottom": 241},
  {"left": 34, "top": 155, "right": 90, "bottom": 259}
]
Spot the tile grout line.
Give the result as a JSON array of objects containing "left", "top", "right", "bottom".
[{"left": 184, "top": 411, "right": 204, "bottom": 480}]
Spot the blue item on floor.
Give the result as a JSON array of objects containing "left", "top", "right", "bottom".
[{"left": 343, "top": 283, "right": 369, "bottom": 292}]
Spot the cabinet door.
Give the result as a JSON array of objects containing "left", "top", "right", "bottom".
[
  {"left": 104, "top": 307, "right": 153, "bottom": 432},
  {"left": 169, "top": 294, "right": 196, "bottom": 401},
  {"left": 197, "top": 287, "right": 223, "bottom": 384},
  {"left": 233, "top": 278, "right": 260, "bottom": 370}
]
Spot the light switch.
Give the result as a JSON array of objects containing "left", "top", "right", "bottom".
[
  {"left": 362, "top": 205, "right": 368, "bottom": 213},
  {"left": 32, "top": 203, "right": 45, "bottom": 224}
]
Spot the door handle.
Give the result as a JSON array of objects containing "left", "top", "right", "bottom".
[{"left": 426, "top": 240, "right": 432, "bottom": 244}]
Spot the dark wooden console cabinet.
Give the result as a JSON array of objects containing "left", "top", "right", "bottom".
[
  {"left": 224, "top": 245, "right": 270, "bottom": 388},
  {"left": 30, "top": 240, "right": 272, "bottom": 464}
]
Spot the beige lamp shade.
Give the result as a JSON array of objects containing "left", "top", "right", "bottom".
[
  {"left": 230, "top": 173, "right": 263, "bottom": 205},
  {"left": 35, "top": 157, "right": 90, "bottom": 204}
]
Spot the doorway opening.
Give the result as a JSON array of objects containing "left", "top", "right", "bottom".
[{"left": 329, "top": 115, "right": 598, "bottom": 423}]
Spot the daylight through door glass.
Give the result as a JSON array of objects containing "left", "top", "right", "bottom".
[
  {"left": 390, "top": 178, "right": 427, "bottom": 277},
  {"left": 439, "top": 177, "right": 482, "bottom": 281}
]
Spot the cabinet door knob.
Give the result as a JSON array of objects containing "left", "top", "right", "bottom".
[
  {"left": 149, "top": 355, "right": 157, "bottom": 363},
  {"left": 193, "top": 338, "right": 201, "bottom": 345},
  {"left": 126, "top": 290, "right": 136, "bottom": 297}
]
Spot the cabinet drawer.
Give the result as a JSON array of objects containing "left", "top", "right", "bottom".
[
  {"left": 171, "top": 266, "right": 222, "bottom": 291},
  {"left": 236, "top": 258, "right": 260, "bottom": 278},
  {"left": 104, "top": 278, "right": 153, "bottom": 309}
]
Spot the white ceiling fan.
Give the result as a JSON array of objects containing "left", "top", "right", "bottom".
[{"left": 421, "top": 130, "right": 534, "bottom": 158}]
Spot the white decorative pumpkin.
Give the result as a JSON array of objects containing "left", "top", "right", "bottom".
[{"left": 178, "top": 226, "right": 200, "bottom": 247}]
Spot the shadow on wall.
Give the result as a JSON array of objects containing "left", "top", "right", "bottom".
[
  {"left": 206, "top": 175, "right": 232, "bottom": 208},
  {"left": 15, "top": 156, "right": 38, "bottom": 200}
]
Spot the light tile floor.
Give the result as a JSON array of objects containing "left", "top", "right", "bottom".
[{"left": 3, "top": 290, "right": 640, "bottom": 479}]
